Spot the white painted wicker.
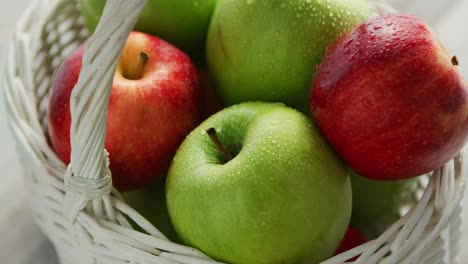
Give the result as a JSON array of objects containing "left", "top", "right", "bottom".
[{"left": 1, "top": 0, "right": 466, "bottom": 263}]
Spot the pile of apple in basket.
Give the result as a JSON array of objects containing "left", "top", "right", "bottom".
[{"left": 47, "top": 0, "right": 468, "bottom": 263}]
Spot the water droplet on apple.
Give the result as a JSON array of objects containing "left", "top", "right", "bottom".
[
  {"left": 269, "top": 120, "right": 282, "bottom": 125},
  {"left": 272, "top": 140, "right": 277, "bottom": 144}
]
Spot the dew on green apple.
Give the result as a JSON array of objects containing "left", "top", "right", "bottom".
[
  {"left": 268, "top": 119, "right": 282, "bottom": 126},
  {"left": 207, "top": 0, "right": 373, "bottom": 112}
]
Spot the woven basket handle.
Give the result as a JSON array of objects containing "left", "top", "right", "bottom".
[{"left": 62, "top": 0, "right": 147, "bottom": 221}]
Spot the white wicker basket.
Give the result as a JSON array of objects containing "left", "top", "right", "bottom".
[{"left": 2, "top": 0, "right": 466, "bottom": 263}]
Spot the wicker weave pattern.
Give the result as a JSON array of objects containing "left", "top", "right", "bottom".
[
  {"left": 1, "top": 0, "right": 466, "bottom": 263},
  {"left": 3, "top": 0, "right": 217, "bottom": 263}
]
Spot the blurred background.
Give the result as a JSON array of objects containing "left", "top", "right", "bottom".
[{"left": 0, "top": 0, "right": 467, "bottom": 263}]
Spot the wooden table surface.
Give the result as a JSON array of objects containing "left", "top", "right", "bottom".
[{"left": 0, "top": 0, "right": 467, "bottom": 263}]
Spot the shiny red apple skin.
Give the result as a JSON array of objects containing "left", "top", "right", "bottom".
[
  {"left": 311, "top": 14, "right": 468, "bottom": 180},
  {"left": 334, "top": 227, "right": 368, "bottom": 260},
  {"left": 48, "top": 31, "right": 201, "bottom": 191}
]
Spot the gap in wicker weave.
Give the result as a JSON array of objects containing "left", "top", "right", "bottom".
[{"left": 34, "top": 2, "right": 88, "bottom": 133}]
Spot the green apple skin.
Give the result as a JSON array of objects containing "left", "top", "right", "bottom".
[
  {"left": 80, "top": 0, "right": 217, "bottom": 61},
  {"left": 350, "top": 171, "right": 419, "bottom": 238},
  {"left": 166, "top": 102, "right": 351, "bottom": 264},
  {"left": 123, "top": 182, "right": 179, "bottom": 243},
  {"left": 206, "top": 0, "right": 372, "bottom": 113}
]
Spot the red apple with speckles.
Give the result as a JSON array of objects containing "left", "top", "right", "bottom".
[
  {"left": 310, "top": 14, "right": 468, "bottom": 180},
  {"left": 48, "top": 31, "right": 201, "bottom": 191}
]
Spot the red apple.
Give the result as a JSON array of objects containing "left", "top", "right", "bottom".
[
  {"left": 334, "top": 227, "right": 368, "bottom": 260},
  {"left": 310, "top": 14, "right": 468, "bottom": 180},
  {"left": 48, "top": 31, "right": 201, "bottom": 191}
]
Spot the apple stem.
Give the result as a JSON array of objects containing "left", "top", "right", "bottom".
[
  {"left": 128, "top": 52, "right": 149, "bottom": 80},
  {"left": 451, "top": 56, "right": 459, "bottom": 66},
  {"left": 206, "top": 127, "right": 233, "bottom": 162}
]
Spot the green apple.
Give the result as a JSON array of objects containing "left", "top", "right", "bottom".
[
  {"left": 166, "top": 102, "right": 351, "bottom": 263},
  {"left": 80, "top": 0, "right": 218, "bottom": 60},
  {"left": 350, "top": 171, "right": 420, "bottom": 238},
  {"left": 206, "top": 0, "right": 372, "bottom": 113},
  {"left": 123, "top": 181, "right": 179, "bottom": 242}
]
